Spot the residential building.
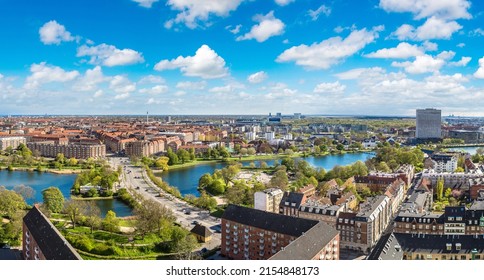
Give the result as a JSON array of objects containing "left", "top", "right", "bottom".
[
  {"left": 416, "top": 108, "right": 442, "bottom": 140},
  {"left": 23, "top": 206, "right": 81, "bottom": 260},
  {"left": 27, "top": 142, "right": 106, "bottom": 159},
  {"left": 425, "top": 153, "right": 458, "bottom": 173},
  {"left": 221, "top": 204, "right": 339, "bottom": 260},
  {"left": 254, "top": 188, "right": 284, "bottom": 213},
  {"left": 279, "top": 192, "right": 307, "bottom": 217},
  {"left": 0, "top": 136, "right": 26, "bottom": 151}
]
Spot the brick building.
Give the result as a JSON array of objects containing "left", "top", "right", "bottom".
[
  {"left": 221, "top": 204, "right": 339, "bottom": 260},
  {"left": 23, "top": 206, "right": 81, "bottom": 260},
  {"left": 27, "top": 142, "right": 106, "bottom": 159}
]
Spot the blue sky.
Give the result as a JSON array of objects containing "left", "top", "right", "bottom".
[{"left": 0, "top": 0, "right": 483, "bottom": 116}]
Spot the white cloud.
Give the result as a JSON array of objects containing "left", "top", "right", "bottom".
[
  {"left": 314, "top": 81, "right": 346, "bottom": 94},
  {"left": 264, "top": 83, "right": 297, "bottom": 99},
  {"left": 422, "top": 41, "right": 438, "bottom": 51},
  {"left": 457, "top": 43, "right": 465, "bottom": 48},
  {"left": 414, "top": 17, "right": 462, "bottom": 40},
  {"left": 24, "top": 62, "right": 79, "bottom": 89},
  {"left": 109, "top": 75, "right": 136, "bottom": 94},
  {"left": 73, "top": 66, "right": 107, "bottom": 92},
  {"left": 275, "top": 0, "right": 295, "bottom": 6},
  {"left": 334, "top": 67, "right": 385, "bottom": 80},
  {"left": 138, "top": 75, "right": 165, "bottom": 84},
  {"left": 276, "top": 27, "right": 383, "bottom": 69},
  {"left": 39, "top": 20, "right": 74, "bottom": 45},
  {"left": 77, "top": 43, "right": 144, "bottom": 67},
  {"left": 237, "top": 11, "right": 285, "bottom": 42},
  {"left": 209, "top": 85, "right": 236, "bottom": 93},
  {"left": 93, "top": 90, "right": 103, "bottom": 98},
  {"left": 436, "top": 50, "right": 455, "bottom": 60},
  {"left": 226, "top": 24, "right": 242, "bottom": 34},
  {"left": 176, "top": 81, "right": 207, "bottom": 90},
  {"left": 392, "top": 54, "right": 446, "bottom": 74},
  {"left": 115, "top": 93, "right": 130, "bottom": 100},
  {"left": 165, "top": 0, "right": 243, "bottom": 29},
  {"left": 365, "top": 42, "right": 423, "bottom": 59},
  {"left": 392, "top": 17, "right": 462, "bottom": 40},
  {"left": 131, "top": 0, "right": 158, "bottom": 8},
  {"left": 308, "top": 5, "right": 331, "bottom": 21},
  {"left": 379, "top": 0, "right": 472, "bottom": 20},
  {"left": 146, "top": 97, "right": 160, "bottom": 104},
  {"left": 139, "top": 85, "right": 168, "bottom": 94},
  {"left": 474, "top": 57, "right": 484, "bottom": 79},
  {"left": 154, "top": 44, "right": 228, "bottom": 79},
  {"left": 247, "top": 71, "right": 268, "bottom": 83},
  {"left": 470, "top": 28, "right": 484, "bottom": 36}
]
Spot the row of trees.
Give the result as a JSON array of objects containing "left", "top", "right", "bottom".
[
  {"left": 0, "top": 186, "right": 28, "bottom": 246},
  {"left": 71, "top": 165, "right": 121, "bottom": 197}
]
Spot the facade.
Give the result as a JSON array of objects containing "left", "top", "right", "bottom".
[
  {"left": 279, "top": 192, "right": 307, "bottom": 217},
  {"left": 416, "top": 108, "right": 442, "bottom": 140},
  {"left": 254, "top": 188, "right": 284, "bottom": 213},
  {"left": 23, "top": 206, "right": 81, "bottom": 260},
  {"left": 221, "top": 204, "right": 339, "bottom": 260},
  {"left": 426, "top": 153, "right": 458, "bottom": 173},
  {"left": 27, "top": 142, "right": 106, "bottom": 159},
  {"left": 190, "top": 224, "right": 213, "bottom": 243},
  {"left": 0, "top": 136, "right": 26, "bottom": 151},
  {"left": 124, "top": 138, "right": 165, "bottom": 157}
]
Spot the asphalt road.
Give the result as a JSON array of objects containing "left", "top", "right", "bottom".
[{"left": 109, "top": 156, "right": 221, "bottom": 250}]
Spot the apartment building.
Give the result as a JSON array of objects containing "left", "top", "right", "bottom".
[
  {"left": 0, "top": 136, "right": 26, "bottom": 151},
  {"left": 221, "top": 204, "right": 339, "bottom": 260},
  {"left": 23, "top": 206, "right": 81, "bottom": 260},
  {"left": 254, "top": 188, "right": 284, "bottom": 213},
  {"left": 125, "top": 138, "right": 165, "bottom": 157},
  {"left": 279, "top": 192, "right": 307, "bottom": 217},
  {"left": 425, "top": 153, "right": 458, "bottom": 173},
  {"left": 27, "top": 142, "right": 106, "bottom": 159}
]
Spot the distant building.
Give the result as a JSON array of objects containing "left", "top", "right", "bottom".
[
  {"left": 416, "top": 108, "right": 442, "bottom": 140},
  {"left": 23, "top": 206, "right": 81, "bottom": 260},
  {"left": 0, "top": 136, "right": 26, "bottom": 151},
  {"left": 279, "top": 192, "right": 307, "bottom": 217},
  {"left": 425, "top": 153, "right": 458, "bottom": 173},
  {"left": 27, "top": 142, "right": 105, "bottom": 159},
  {"left": 254, "top": 188, "right": 284, "bottom": 213},
  {"left": 221, "top": 204, "right": 339, "bottom": 260}
]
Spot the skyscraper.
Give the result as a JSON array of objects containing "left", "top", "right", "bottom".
[{"left": 416, "top": 108, "right": 442, "bottom": 140}]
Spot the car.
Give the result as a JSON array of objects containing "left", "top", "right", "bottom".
[
  {"left": 191, "top": 221, "right": 199, "bottom": 225},
  {"left": 185, "top": 210, "right": 191, "bottom": 215}
]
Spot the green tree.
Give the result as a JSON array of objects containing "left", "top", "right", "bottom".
[
  {"left": 102, "top": 210, "right": 120, "bottom": 233},
  {"left": 67, "top": 157, "right": 78, "bottom": 166},
  {"left": 221, "top": 165, "right": 240, "bottom": 186},
  {"left": 281, "top": 157, "right": 295, "bottom": 171},
  {"left": 12, "top": 185, "right": 35, "bottom": 200},
  {"left": 135, "top": 199, "right": 174, "bottom": 238},
  {"left": 436, "top": 179, "right": 444, "bottom": 201},
  {"left": 176, "top": 148, "right": 190, "bottom": 164},
  {"left": 247, "top": 147, "right": 256, "bottom": 156},
  {"left": 269, "top": 170, "right": 289, "bottom": 190},
  {"left": 155, "top": 156, "right": 170, "bottom": 171},
  {"left": 42, "top": 187, "right": 65, "bottom": 213},
  {"left": 64, "top": 200, "right": 88, "bottom": 229},
  {"left": 0, "top": 187, "right": 26, "bottom": 218},
  {"left": 240, "top": 148, "right": 248, "bottom": 156},
  {"left": 166, "top": 148, "right": 179, "bottom": 165}
]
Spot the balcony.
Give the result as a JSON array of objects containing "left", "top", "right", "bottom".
[
  {"left": 233, "top": 238, "right": 238, "bottom": 242},
  {"left": 272, "top": 242, "right": 277, "bottom": 247},
  {"left": 244, "top": 241, "right": 249, "bottom": 246},
  {"left": 244, "top": 228, "right": 249, "bottom": 233},
  {"left": 259, "top": 245, "right": 264, "bottom": 250},
  {"left": 244, "top": 234, "right": 249, "bottom": 239},
  {"left": 259, "top": 239, "right": 264, "bottom": 244},
  {"left": 225, "top": 229, "right": 230, "bottom": 234}
]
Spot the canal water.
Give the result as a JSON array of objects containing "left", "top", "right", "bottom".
[
  {"left": 161, "top": 152, "right": 374, "bottom": 197},
  {"left": 0, "top": 170, "right": 132, "bottom": 217}
]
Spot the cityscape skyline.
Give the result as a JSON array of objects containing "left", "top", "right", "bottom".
[{"left": 0, "top": 0, "right": 483, "bottom": 116}]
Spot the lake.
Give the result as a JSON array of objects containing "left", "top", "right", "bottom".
[
  {"left": 446, "top": 146, "right": 483, "bottom": 155},
  {"left": 0, "top": 170, "right": 133, "bottom": 217},
  {"left": 160, "top": 152, "right": 374, "bottom": 197}
]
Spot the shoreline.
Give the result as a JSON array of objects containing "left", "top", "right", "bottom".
[{"left": 0, "top": 166, "right": 85, "bottom": 175}]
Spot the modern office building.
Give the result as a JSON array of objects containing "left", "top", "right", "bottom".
[{"left": 416, "top": 108, "right": 442, "bottom": 140}]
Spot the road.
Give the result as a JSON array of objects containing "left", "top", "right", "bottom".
[{"left": 108, "top": 156, "right": 221, "bottom": 250}]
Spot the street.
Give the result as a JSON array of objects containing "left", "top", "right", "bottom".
[{"left": 108, "top": 156, "right": 222, "bottom": 251}]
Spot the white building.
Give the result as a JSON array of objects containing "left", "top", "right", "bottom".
[
  {"left": 245, "top": 132, "right": 256, "bottom": 141},
  {"left": 0, "top": 136, "right": 27, "bottom": 151},
  {"left": 254, "top": 188, "right": 284, "bottom": 213},
  {"left": 416, "top": 108, "right": 442, "bottom": 139},
  {"left": 265, "top": 132, "right": 275, "bottom": 141}
]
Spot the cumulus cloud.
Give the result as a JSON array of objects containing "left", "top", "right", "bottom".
[
  {"left": 39, "top": 20, "right": 75, "bottom": 45},
  {"left": 275, "top": 0, "right": 295, "bottom": 6},
  {"left": 247, "top": 71, "right": 268, "bottom": 83},
  {"left": 73, "top": 66, "right": 108, "bottom": 92},
  {"left": 138, "top": 75, "right": 165, "bottom": 84},
  {"left": 24, "top": 62, "right": 79, "bottom": 89},
  {"left": 392, "top": 17, "right": 462, "bottom": 40},
  {"left": 314, "top": 81, "right": 346, "bottom": 94},
  {"left": 237, "top": 11, "right": 285, "bottom": 42},
  {"left": 475, "top": 57, "right": 484, "bottom": 79},
  {"left": 164, "top": 0, "right": 243, "bottom": 29},
  {"left": 131, "top": 0, "right": 158, "bottom": 8},
  {"left": 176, "top": 81, "right": 207, "bottom": 90},
  {"left": 77, "top": 43, "right": 144, "bottom": 67},
  {"left": 365, "top": 42, "right": 424, "bottom": 59},
  {"left": 109, "top": 75, "right": 136, "bottom": 94},
  {"left": 379, "top": 0, "right": 472, "bottom": 20},
  {"left": 154, "top": 45, "right": 228, "bottom": 79},
  {"left": 139, "top": 85, "right": 168, "bottom": 94},
  {"left": 308, "top": 5, "right": 331, "bottom": 21},
  {"left": 277, "top": 27, "right": 383, "bottom": 69},
  {"left": 392, "top": 54, "right": 448, "bottom": 74}
]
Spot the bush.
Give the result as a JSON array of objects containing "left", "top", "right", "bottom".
[{"left": 91, "top": 243, "right": 115, "bottom": 256}]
